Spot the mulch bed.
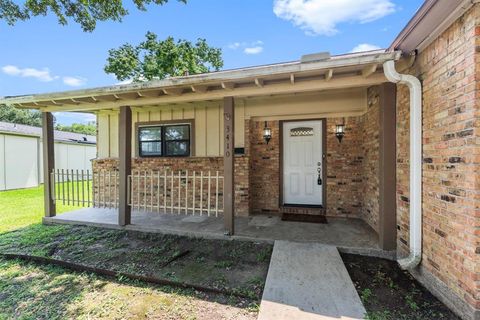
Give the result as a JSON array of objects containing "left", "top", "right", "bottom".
[{"left": 341, "top": 253, "right": 460, "bottom": 320}]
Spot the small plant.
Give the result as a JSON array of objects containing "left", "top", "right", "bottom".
[
  {"left": 405, "top": 293, "right": 419, "bottom": 311},
  {"left": 256, "top": 247, "right": 272, "bottom": 262},
  {"left": 365, "top": 310, "right": 392, "bottom": 320},
  {"left": 214, "top": 260, "right": 234, "bottom": 269},
  {"left": 360, "top": 288, "right": 373, "bottom": 304}
]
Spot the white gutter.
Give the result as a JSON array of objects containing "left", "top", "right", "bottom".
[{"left": 383, "top": 60, "right": 422, "bottom": 269}]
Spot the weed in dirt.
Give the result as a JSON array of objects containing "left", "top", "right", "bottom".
[
  {"left": 256, "top": 247, "right": 272, "bottom": 262},
  {"left": 360, "top": 288, "right": 373, "bottom": 304},
  {"left": 214, "top": 260, "right": 234, "bottom": 269},
  {"left": 365, "top": 310, "right": 392, "bottom": 320}
]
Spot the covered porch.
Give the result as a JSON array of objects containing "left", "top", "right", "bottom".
[
  {"left": 4, "top": 50, "right": 402, "bottom": 255},
  {"left": 43, "top": 207, "right": 384, "bottom": 255}
]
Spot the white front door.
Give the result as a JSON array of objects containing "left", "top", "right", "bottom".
[{"left": 283, "top": 120, "right": 323, "bottom": 206}]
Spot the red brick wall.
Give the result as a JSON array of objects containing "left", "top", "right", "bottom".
[
  {"left": 361, "top": 86, "right": 381, "bottom": 232},
  {"left": 92, "top": 156, "right": 249, "bottom": 216},
  {"left": 249, "top": 120, "right": 281, "bottom": 213},
  {"left": 396, "top": 4, "right": 480, "bottom": 315},
  {"left": 325, "top": 117, "right": 364, "bottom": 218}
]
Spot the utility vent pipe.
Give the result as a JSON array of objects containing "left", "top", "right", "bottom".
[{"left": 383, "top": 60, "right": 422, "bottom": 270}]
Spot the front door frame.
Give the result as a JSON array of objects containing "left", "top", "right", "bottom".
[{"left": 279, "top": 118, "right": 327, "bottom": 209}]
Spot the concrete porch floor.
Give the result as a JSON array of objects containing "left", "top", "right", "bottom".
[{"left": 44, "top": 208, "right": 393, "bottom": 258}]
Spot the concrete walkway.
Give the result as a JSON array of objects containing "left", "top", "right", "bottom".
[{"left": 258, "top": 241, "right": 366, "bottom": 320}]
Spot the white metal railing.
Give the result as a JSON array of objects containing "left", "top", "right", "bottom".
[
  {"left": 92, "top": 169, "right": 119, "bottom": 209},
  {"left": 128, "top": 170, "right": 224, "bottom": 216},
  {"left": 88, "top": 168, "right": 224, "bottom": 216},
  {"left": 51, "top": 169, "right": 93, "bottom": 207}
]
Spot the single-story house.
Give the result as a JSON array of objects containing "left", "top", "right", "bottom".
[
  {"left": 0, "top": 121, "right": 96, "bottom": 190},
  {"left": 1, "top": 0, "right": 479, "bottom": 319}
]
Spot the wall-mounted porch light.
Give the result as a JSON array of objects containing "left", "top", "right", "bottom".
[
  {"left": 335, "top": 119, "right": 345, "bottom": 143},
  {"left": 263, "top": 121, "right": 272, "bottom": 144}
]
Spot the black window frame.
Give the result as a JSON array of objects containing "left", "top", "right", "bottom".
[{"left": 138, "top": 123, "right": 191, "bottom": 158}]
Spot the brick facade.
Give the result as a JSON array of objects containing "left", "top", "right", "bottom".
[
  {"left": 361, "top": 87, "right": 381, "bottom": 232},
  {"left": 249, "top": 120, "right": 281, "bottom": 213},
  {"left": 92, "top": 156, "right": 250, "bottom": 216},
  {"left": 396, "top": 4, "right": 480, "bottom": 318}
]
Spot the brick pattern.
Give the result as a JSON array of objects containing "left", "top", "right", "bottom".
[
  {"left": 361, "top": 87, "right": 381, "bottom": 232},
  {"left": 249, "top": 120, "right": 280, "bottom": 213},
  {"left": 396, "top": 4, "right": 480, "bottom": 313},
  {"left": 326, "top": 117, "right": 365, "bottom": 217},
  {"left": 92, "top": 156, "right": 250, "bottom": 216}
]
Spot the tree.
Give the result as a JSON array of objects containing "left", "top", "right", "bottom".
[
  {"left": 0, "top": 0, "right": 186, "bottom": 32},
  {"left": 0, "top": 104, "right": 42, "bottom": 127},
  {"left": 55, "top": 122, "right": 96, "bottom": 136},
  {"left": 104, "top": 32, "right": 223, "bottom": 82}
]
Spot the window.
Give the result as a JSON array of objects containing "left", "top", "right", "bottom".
[{"left": 138, "top": 123, "right": 191, "bottom": 157}]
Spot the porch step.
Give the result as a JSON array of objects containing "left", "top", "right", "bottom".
[
  {"left": 258, "top": 241, "right": 366, "bottom": 320},
  {"left": 280, "top": 206, "right": 325, "bottom": 215}
]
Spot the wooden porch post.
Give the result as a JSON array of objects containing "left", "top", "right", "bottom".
[
  {"left": 118, "top": 106, "right": 132, "bottom": 226},
  {"left": 42, "top": 112, "right": 56, "bottom": 217},
  {"left": 379, "top": 83, "right": 397, "bottom": 250},
  {"left": 223, "top": 97, "right": 235, "bottom": 235}
]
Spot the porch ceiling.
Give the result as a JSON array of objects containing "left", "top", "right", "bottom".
[{"left": 0, "top": 50, "right": 400, "bottom": 112}]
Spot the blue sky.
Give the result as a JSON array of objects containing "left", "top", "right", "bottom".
[{"left": 0, "top": 0, "right": 423, "bottom": 125}]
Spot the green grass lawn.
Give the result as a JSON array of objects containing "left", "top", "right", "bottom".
[
  {"left": 0, "top": 186, "right": 261, "bottom": 319},
  {"left": 0, "top": 185, "right": 78, "bottom": 233}
]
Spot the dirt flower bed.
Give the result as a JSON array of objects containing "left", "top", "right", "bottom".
[
  {"left": 0, "top": 224, "right": 272, "bottom": 300},
  {"left": 341, "top": 253, "right": 459, "bottom": 320}
]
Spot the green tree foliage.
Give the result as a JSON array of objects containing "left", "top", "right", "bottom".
[
  {"left": 0, "top": 0, "right": 186, "bottom": 32},
  {"left": 104, "top": 32, "right": 223, "bottom": 82},
  {"left": 55, "top": 122, "right": 96, "bottom": 136},
  {"left": 0, "top": 104, "right": 42, "bottom": 127}
]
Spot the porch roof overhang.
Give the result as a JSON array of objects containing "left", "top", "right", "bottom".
[{"left": 0, "top": 50, "right": 401, "bottom": 113}]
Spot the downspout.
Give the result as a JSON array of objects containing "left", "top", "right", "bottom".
[{"left": 383, "top": 60, "right": 422, "bottom": 270}]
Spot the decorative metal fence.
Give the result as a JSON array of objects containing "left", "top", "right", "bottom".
[
  {"left": 51, "top": 169, "right": 93, "bottom": 207},
  {"left": 128, "top": 170, "right": 224, "bottom": 217},
  {"left": 53, "top": 168, "right": 225, "bottom": 216}
]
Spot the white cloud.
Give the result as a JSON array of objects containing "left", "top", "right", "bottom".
[
  {"left": 63, "top": 76, "right": 87, "bottom": 87},
  {"left": 228, "top": 42, "right": 242, "bottom": 50},
  {"left": 1, "top": 65, "right": 58, "bottom": 82},
  {"left": 228, "top": 40, "right": 264, "bottom": 55},
  {"left": 273, "top": 0, "right": 395, "bottom": 36},
  {"left": 244, "top": 46, "right": 264, "bottom": 55},
  {"left": 351, "top": 43, "right": 382, "bottom": 53},
  {"left": 2, "top": 64, "right": 87, "bottom": 87}
]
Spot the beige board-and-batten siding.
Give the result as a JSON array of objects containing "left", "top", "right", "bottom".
[{"left": 97, "top": 88, "right": 368, "bottom": 158}]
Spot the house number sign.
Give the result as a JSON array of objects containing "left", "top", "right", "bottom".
[{"left": 224, "top": 112, "right": 232, "bottom": 158}]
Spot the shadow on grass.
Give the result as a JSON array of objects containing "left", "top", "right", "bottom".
[
  {"left": 0, "top": 223, "right": 269, "bottom": 318},
  {"left": 0, "top": 257, "right": 258, "bottom": 320}
]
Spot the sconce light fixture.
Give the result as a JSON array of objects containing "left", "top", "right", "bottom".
[
  {"left": 335, "top": 119, "right": 345, "bottom": 143},
  {"left": 263, "top": 121, "right": 272, "bottom": 144}
]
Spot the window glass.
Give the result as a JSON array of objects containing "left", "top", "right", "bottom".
[
  {"left": 165, "top": 125, "right": 189, "bottom": 140},
  {"left": 139, "top": 127, "right": 162, "bottom": 141},
  {"left": 140, "top": 141, "right": 162, "bottom": 156},
  {"left": 166, "top": 141, "right": 189, "bottom": 156},
  {"left": 138, "top": 123, "right": 190, "bottom": 157}
]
